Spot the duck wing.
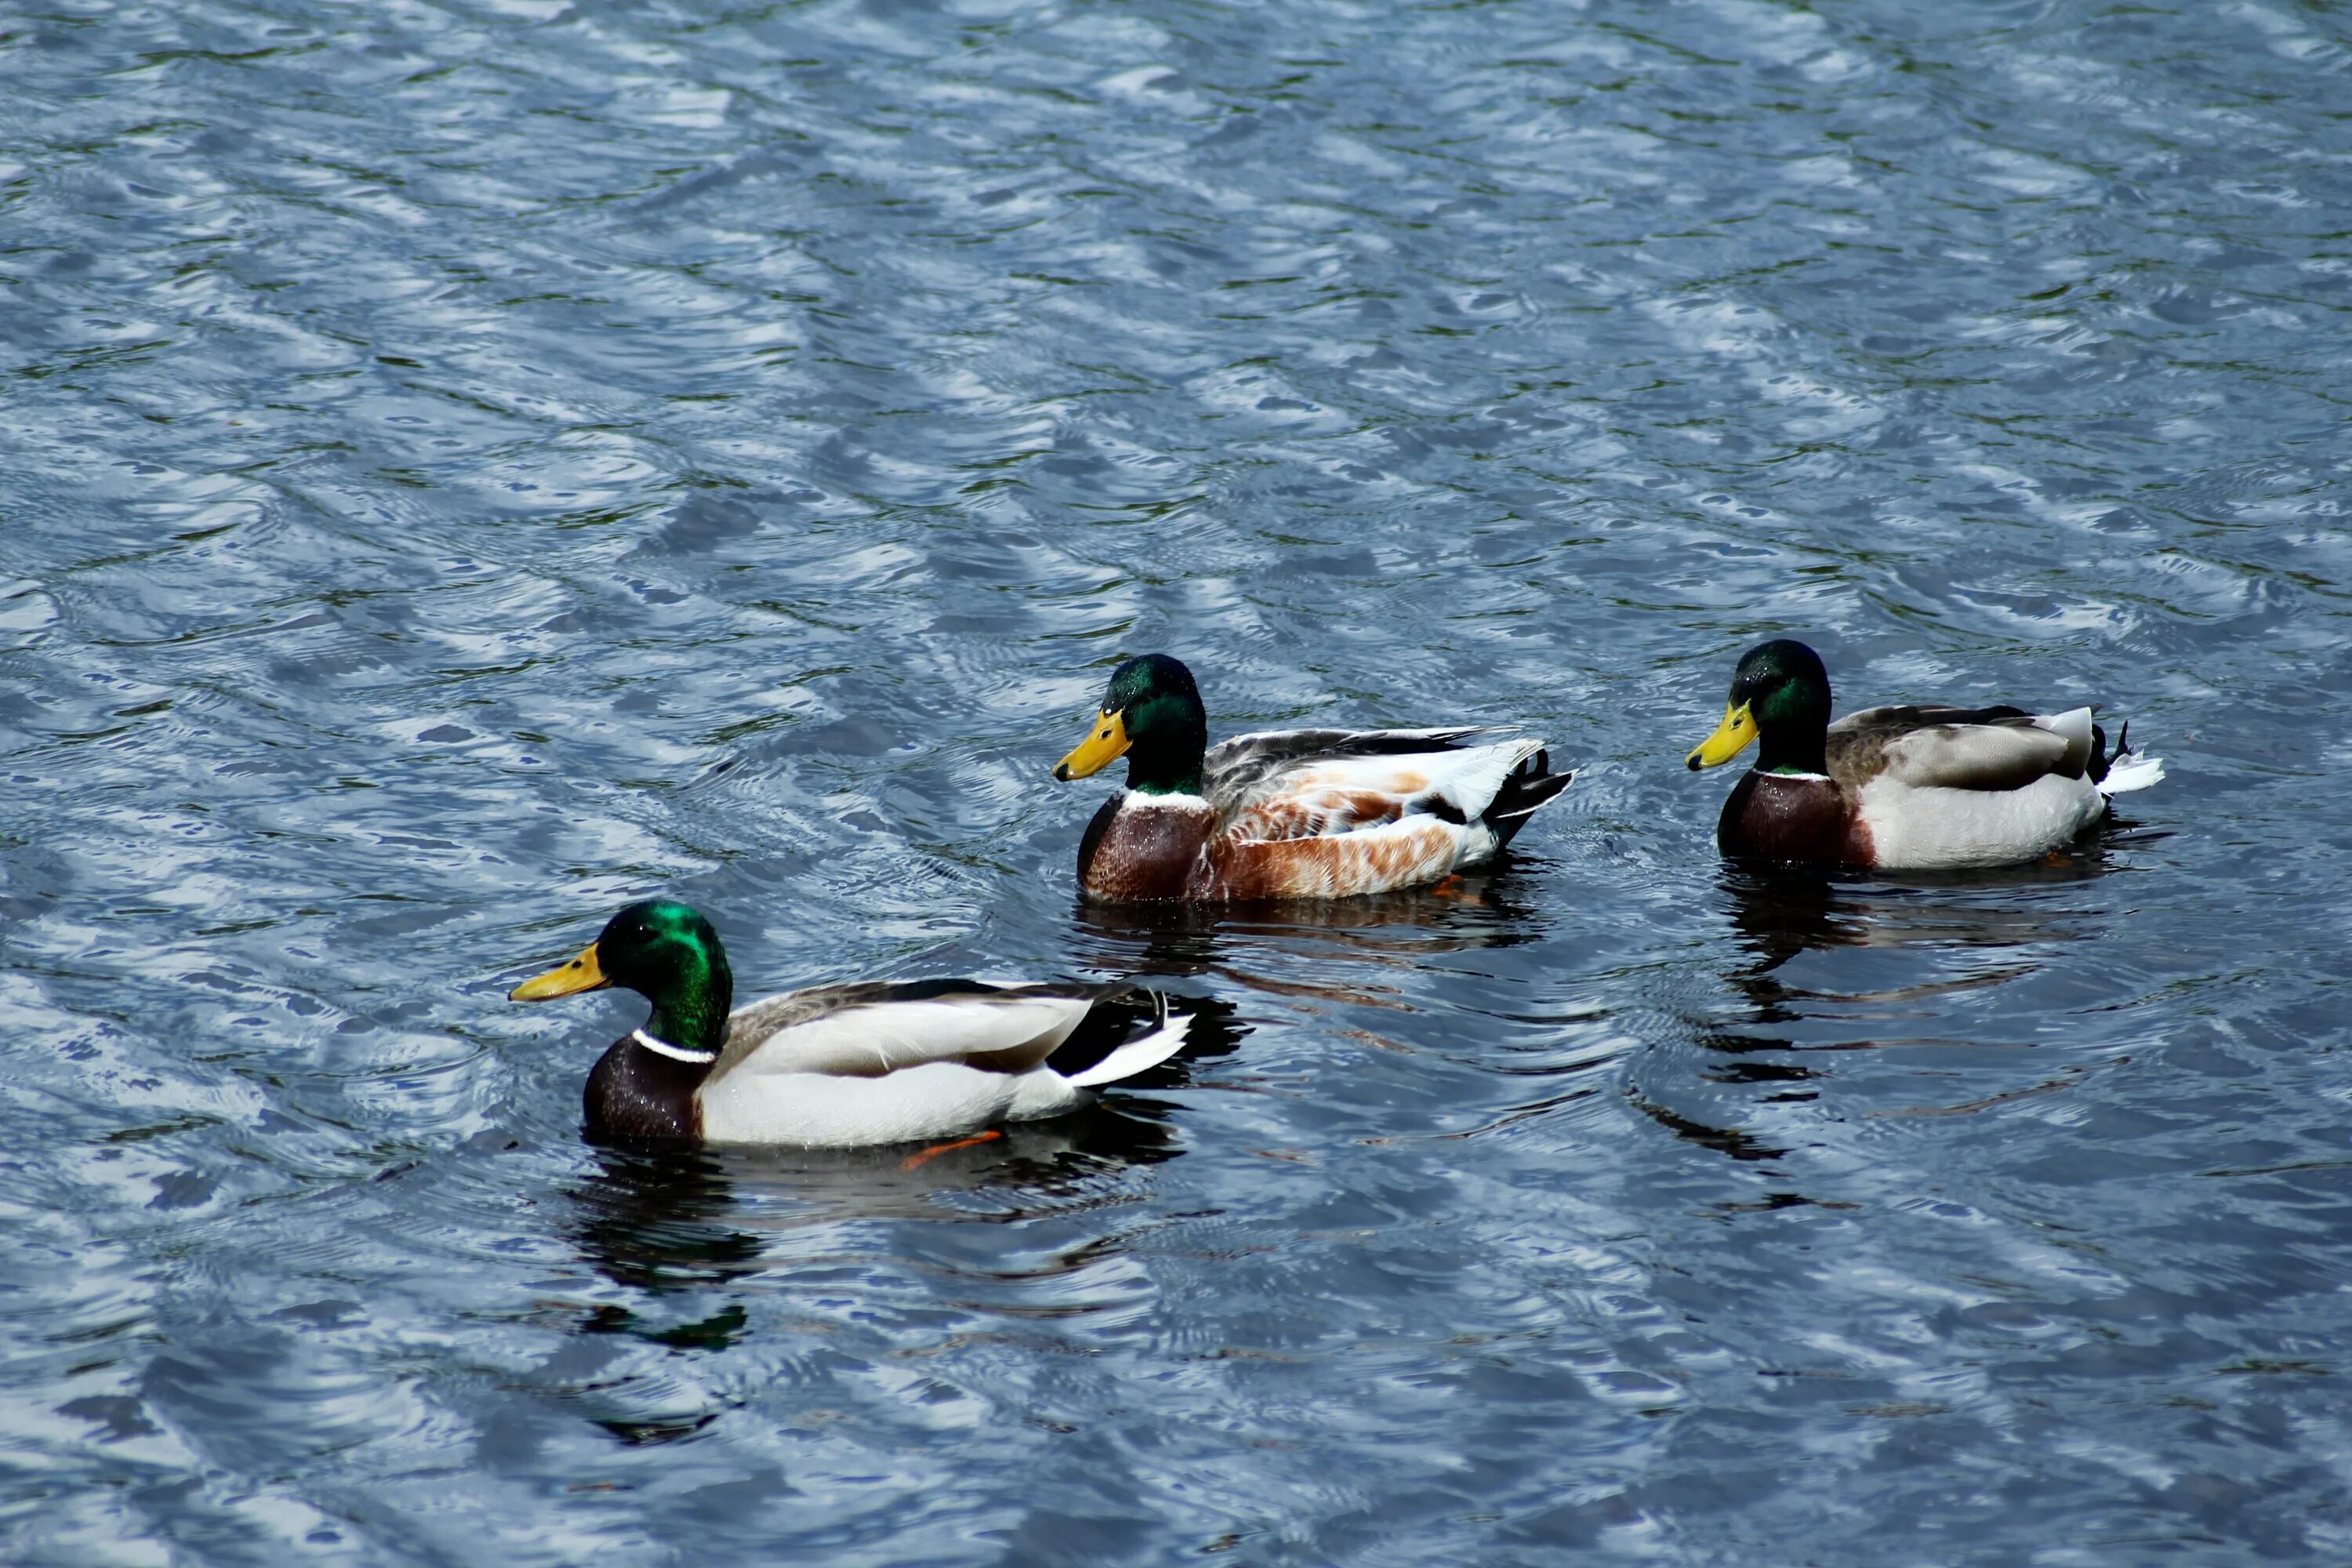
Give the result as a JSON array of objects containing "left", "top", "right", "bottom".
[
  {"left": 1207, "top": 728, "right": 1557, "bottom": 840},
  {"left": 1831, "top": 704, "right": 2094, "bottom": 791},
  {"left": 1203, "top": 727, "right": 1490, "bottom": 804},
  {"left": 710, "top": 979, "right": 1134, "bottom": 1083}
]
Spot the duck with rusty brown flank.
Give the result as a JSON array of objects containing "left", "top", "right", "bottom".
[
  {"left": 510, "top": 900, "right": 1194, "bottom": 1146},
  {"left": 1051, "top": 652, "right": 1574, "bottom": 902},
  {"left": 1686, "top": 638, "right": 2164, "bottom": 871}
]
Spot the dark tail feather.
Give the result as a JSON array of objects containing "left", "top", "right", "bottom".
[
  {"left": 1485, "top": 747, "right": 1575, "bottom": 848},
  {"left": 2087, "top": 720, "right": 2130, "bottom": 785}
]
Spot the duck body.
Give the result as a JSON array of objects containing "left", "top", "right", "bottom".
[
  {"left": 1058, "top": 656, "right": 1573, "bottom": 903},
  {"left": 1691, "top": 643, "right": 2163, "bottom": 872},
  {"left": 593, "top": 979, "right": 1181, "bottom": 1147},
  {"left": 516, "top": 903, "right": 1193, "bottom": 1148}
]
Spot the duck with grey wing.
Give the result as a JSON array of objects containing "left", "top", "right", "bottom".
[
  {"left": 1051, "top": 652, "right": 1575, "bottom": 902},
  {"left": 510, "top": 900, "right": 1195, "bottom": 1146},
  {"left": 1685, "top": 639, "right": 2163, "bottom": 871}
]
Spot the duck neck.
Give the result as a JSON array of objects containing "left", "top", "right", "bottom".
[
  {"left": 1752, "top": 666, "right": 1833, "bottom": 777},
  {"left": 640, "top": 954, "right": 732, "bottom": 1064},
  {"left": 1124, "top": 696, "right": 1207, "bottom": 796},
  {"left": 1756, "top": 723, "right": 1828, "bottom": 777}
]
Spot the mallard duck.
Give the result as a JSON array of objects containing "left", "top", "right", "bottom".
[
  {"left": 1051, "top": 652, "right": 1573, "bottom": 902},
  {"left": 1685, "top": 639, "right": 2164, "bottom": 869},
  {"left": 509, "top": 900, "right": 1195, "bottom": 1145}
]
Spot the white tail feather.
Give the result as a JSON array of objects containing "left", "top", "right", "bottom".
[
  {"left": 1065, "top": 1006, "right": 1195, "bottom": 1089},
  {"left": 2100, "top": 753, "right": 2165, "bottom": 796}
]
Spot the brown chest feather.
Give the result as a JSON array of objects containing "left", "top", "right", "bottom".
[
  {"left": 1078, "top": 795, "right": 1217, "bottom": 901},
  {"left": 1719, "top": 771, "right": 1875, "bottom": 867},
  {"left": 584, "top": 1038, "right": 707, "bottom": 1143}
]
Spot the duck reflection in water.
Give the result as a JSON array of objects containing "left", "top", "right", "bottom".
[
  {"left": 571, "top": 1144, "right": 760, "bottom": 1295},
  {"left": 554, "top": 1104, "right": 1210, "bottom": 1445},
  {"left": 1642, "top": 855, "right": 2120, "bottom": 1181},
  {"left": 1071, "top": 862, "right": 1555, "bottom": 1020},
  {"left": 1721, "top": 852, "right": 2107, "bottom": 994}
]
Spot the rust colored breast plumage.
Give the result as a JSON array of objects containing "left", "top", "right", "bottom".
[
  {"left": 1210, "top": 818, "right": 1461, "bottom": 899},
  {"left": 1078, "top": 799, "right": 1218, "bottom": 902},
  {"left": 1718, "top": 772, "right": 1875, "bottom": 867}
]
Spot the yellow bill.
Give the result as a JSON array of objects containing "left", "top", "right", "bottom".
[
  {"left": 1054, "top": 707, "right": 1131, "bottom": 781},
  {"left": 510, "top": 942, "right": 609, "bottom": 1001},
  {"left": 1686, "top": 701, "right": 1759, "bottom": 770}
]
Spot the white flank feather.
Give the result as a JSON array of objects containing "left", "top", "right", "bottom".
[
  {"left": 699, "top": 1062, "right": 1083, "bottom": 1147},
  {"left": 1856, "top": 774, "right": 2106, "bottom": 870}
]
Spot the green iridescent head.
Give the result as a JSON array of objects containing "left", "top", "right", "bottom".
[
  {"left": 1053, "top": 652, "right": 1210, "bottom": 795},
  {"left": 1687, "top": 639, "right": 1834, "bottom": 775},
  {"left": 510, "top": 898, "right": 735, "bottom": 1055}
]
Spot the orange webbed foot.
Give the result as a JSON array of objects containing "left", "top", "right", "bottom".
[{"left": 898, "top": 1128, "right": 1005, "bottom": 1171}]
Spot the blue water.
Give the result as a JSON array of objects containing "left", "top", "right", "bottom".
[{"left": 5, "top": 0, "right": 2350, "bottom": 1562}]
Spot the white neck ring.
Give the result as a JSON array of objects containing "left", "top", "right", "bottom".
[{"left": 632, "top": 1028, "right": 717, "bottom": 1065}]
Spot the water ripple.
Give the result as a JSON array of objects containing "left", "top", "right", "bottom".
[{"left": 5, "top": 0, "right": 2350, "bottom": 1561}]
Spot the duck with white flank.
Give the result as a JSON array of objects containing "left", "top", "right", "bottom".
[
  {"left": 1686, "top": 639, "right": 2163, "bottom": 870},
  {"left": 510, "top": 900, "right": 1193, "bottom": 1145}
]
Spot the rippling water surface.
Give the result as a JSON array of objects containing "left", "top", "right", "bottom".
[{"left": 5, "top": 0, "right": 2350, "bottom": 1561}]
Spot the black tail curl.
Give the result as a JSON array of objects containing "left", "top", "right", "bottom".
[
  {"left": 2087, "top": 720, "right": 2132, "bottom": 786},
  {"left": 1487, "top": 746, "right": 1576, "bottom": 848}
]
